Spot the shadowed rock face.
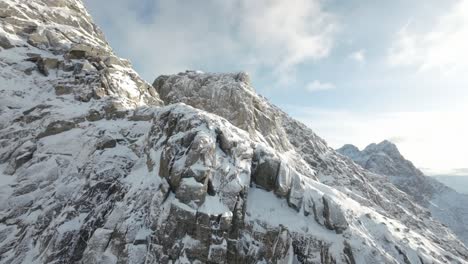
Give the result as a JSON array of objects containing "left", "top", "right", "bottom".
[{"left": 1, "top": 0, "right": 468, "bottom": 263}]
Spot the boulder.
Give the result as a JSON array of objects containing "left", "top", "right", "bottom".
[
  {"left": 85, "top": 109, "right": 103, "bottom": 122},
  {"left": 275, "top": 162, "right": 292, "bottom": 197},
  {"left": 303, "top": 192, "right": 326, "bottom": 227},
  {"left": 103, "top": 102, "right": 127, "bottom": 120},
  {"left": 234, "top": 71, "right": 251, "bottom": 85},
  {"left": 287, "top": 172, "right": 304, "bottom": 211},
  {"left": 208, "top": 243, "right": 228, "bottom": 264},
  {"left": 67, "top": 43, "right": 106, "bottom": 59},
  {"left": 0, "top": 35, "right": 13, "bottom": 49},
  {"left": 159, "top": 144, "right": 186, "bottom": 191},
  {"left": 163, "top": 199, "right": 198, "bottom": 244},
  {"left": 96, "top": 136, "right": 117, "bottom": 150},
  {"left": 103, "top": 55, "right": 130, "bottom": 68},
  {"left": 81, "top": 228, "right": 114, "bottom": 264},
  {"left": 252, "top": 153, "right": 280, "bottom": 191},
  {"left": 322, "top": 195, "right": 348, "bottom": 234},
  {"left": 92, "top": 86, "right": 107, "bottom": 99},
  {"left": 183, "top": 134, "right": 215, "bottom": 182},
  {"left": 54, "top": 85, "right": 73, "bottom": 95},
  {"left": 25, "top": 56, "right": 59, "bottom": 76},
  {"left": 37, "top": 57, "right": 59, "bottom": 76},
  {"left": 22, "top": 24, "right": 38, "bottom": 34},
  {"left": 44, "top": 30, "right": 68, "bottom": 50},
  {"left": 175, "top": 177, "right": 207, "bottom": 208},
  {"left": 3, "top": 140, "right": 36, "bottom": 175},
  {"left": 37, "top": 120, "right": 77, "bottom": 138},
  {"left": 28, "top": 31, "right": 49, "bottom": 48},
  {"left": 219, "top": 212, "right": 233, "bottom": 231},
  {"left": 73, "top": 61, "right": 96, "bottom": 75},
  {"left": 12, "top": 183, "right": 38, "bottom": 196}
]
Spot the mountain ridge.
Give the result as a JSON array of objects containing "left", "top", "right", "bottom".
[
  {"left": 0, "top": 0, "right": 467, "bottom": 263},
  {"left": 338, "top": 140, "right": 468, "bottom": 246}
]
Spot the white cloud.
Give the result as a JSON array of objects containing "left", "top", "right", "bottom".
[
  {"left": 305, "top": 80, "right": 335, "bottom": 92},
  {"left": 349, "top": 49, "right": 365, "bottom": 63},
  {"left": 284, "top": 105, "right": 468, "bottom": 175},
  {"left": 388, "top": 0, "right": 468, "bottom": 74},
  {"left": 83, "top": 0, "right": 338, "bottom": 85},
  {"left": 239, "top": 0, "right": 337, "bottom": 77}
]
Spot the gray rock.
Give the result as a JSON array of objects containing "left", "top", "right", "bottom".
[
  {"left": 12, "top": 183, "right": 38, "bottom": 196},
  {"left": 72, "top": 61, "right": 96, "bottom": 75},
  {"left": 54, "top": 85, "right": 73, "bottom": 95},
  {"left": 38, "top": 57, "right": 59, "bottom": 76},
  {"left": 92, "top": 86, "right": 108, "bottom": 99},
  {"left": 37, "top": 120, "right": 77, "bottom": 138},
  {"left": 159, "top": 145, "right": 181, "bottom": 190},
  {"left": 104, "top": 55, "right": 130, "bottom": 68},
  {"left": 27, "top": 31, "right": 49, "bottom": 48},
  {"left": 287, "top": 172, "right": 304, "bottom": 211},
  {"left": 103, "top": 102, "right": 127, "bottom": 120},
  {"left": 25, "top": 56, "right": 59, "bottom": 76},
  {"left": 183, "top": 134, "right": 215, "bottom": 182},
  {"left": 322, "top": 195, "right": 348, "bottom": 234},
  {"left": 252, "top": 152, "right": 280, "bottom": 191},
  {"left": 96, "top": 136, "right": 117, "bottom": 150},
  {"left": 67, "top": 43, "right": 106, "bottom": 59},
  {"left": 275, "top": 162, "right": 292, "bottom": 197},
  {"left": 3, "top": 140, "right": 36, "bottom": 175},
  {"left": 0, "top": 35, "right": 14, "bottom": 49},
  {"left": 175, "top": 177, "right": 207, "bottom": 207},
  {"left": 85, "top": 109, "right": 103, "bottom": 122}
]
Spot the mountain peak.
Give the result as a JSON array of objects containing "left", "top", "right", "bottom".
[
  {"left": 339, "top": 140, "right": 468, "bottom": 246},
  {"left": 377, "top": 139, "right": 397, "bottom": 148},
  {"left": 340, "top": 143, "right": 360, "bottom": 150},
  {"left": 338, "top": 140, "right": 420, "bottom": 178},
  {"left": 336, "top": 144, "right": 361, "bottom": 159},
  {"left": 363, "top": 140, "right": 401, "bottom": 157}
]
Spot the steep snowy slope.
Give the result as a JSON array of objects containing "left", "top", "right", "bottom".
[
  {"left": 337, "top": 141, "right": 468, "bottom": 246},
  {"left": 0, "top": 0, "right": 467, "bottom": 263},
  {"left": 153, "top": 72, "right": 468, "bottom": 262}
]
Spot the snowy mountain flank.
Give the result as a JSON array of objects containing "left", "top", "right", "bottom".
[
  {"left": 0, "top": 0, "right": 467, "bottom": 263},
  {"left": 337, "top": 141, "right": 468, "bottom": 247}
]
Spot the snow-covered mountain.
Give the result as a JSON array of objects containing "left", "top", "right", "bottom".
[
  {"left": 338, "top": 141, "right": 468, "bottom": 246},
  {"left": 1, "top": 0, "right": 467, "bottom": 263}
]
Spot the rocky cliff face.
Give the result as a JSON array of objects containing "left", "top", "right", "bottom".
[
  {"left": 1, "top": 0, "right": 468, "bottom": 263},
  {"left": 337, "top": 141, "right": 468, "bottom": 246}
]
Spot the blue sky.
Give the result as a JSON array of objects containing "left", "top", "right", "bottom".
[{"left": 84, "top": 0, "right": 468, "bottom": 175}]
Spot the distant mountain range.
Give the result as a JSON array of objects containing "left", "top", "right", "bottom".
[
  {"left": 338, "top": 141, "right": 468, "bottom": 246},
  {"left": 431, "top": 175, "right": 468, "bottom": 195}
]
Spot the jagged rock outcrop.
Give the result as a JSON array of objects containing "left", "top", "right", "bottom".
[
  {"left": 152, "top": 70, "right": 468, "bottom": 262},
  {"left": 153, "top": 72, "right": 292, "bottom": 153},
  {"left": 1, "top": 0, "right": 468, "bottom": 263},
  {"left": 338, "top": 140, "right": 468, "bottom": 246}
]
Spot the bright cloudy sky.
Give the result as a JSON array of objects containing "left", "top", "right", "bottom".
[{"left": 83, "top": 0, "right": 468, "bottom": 176}]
